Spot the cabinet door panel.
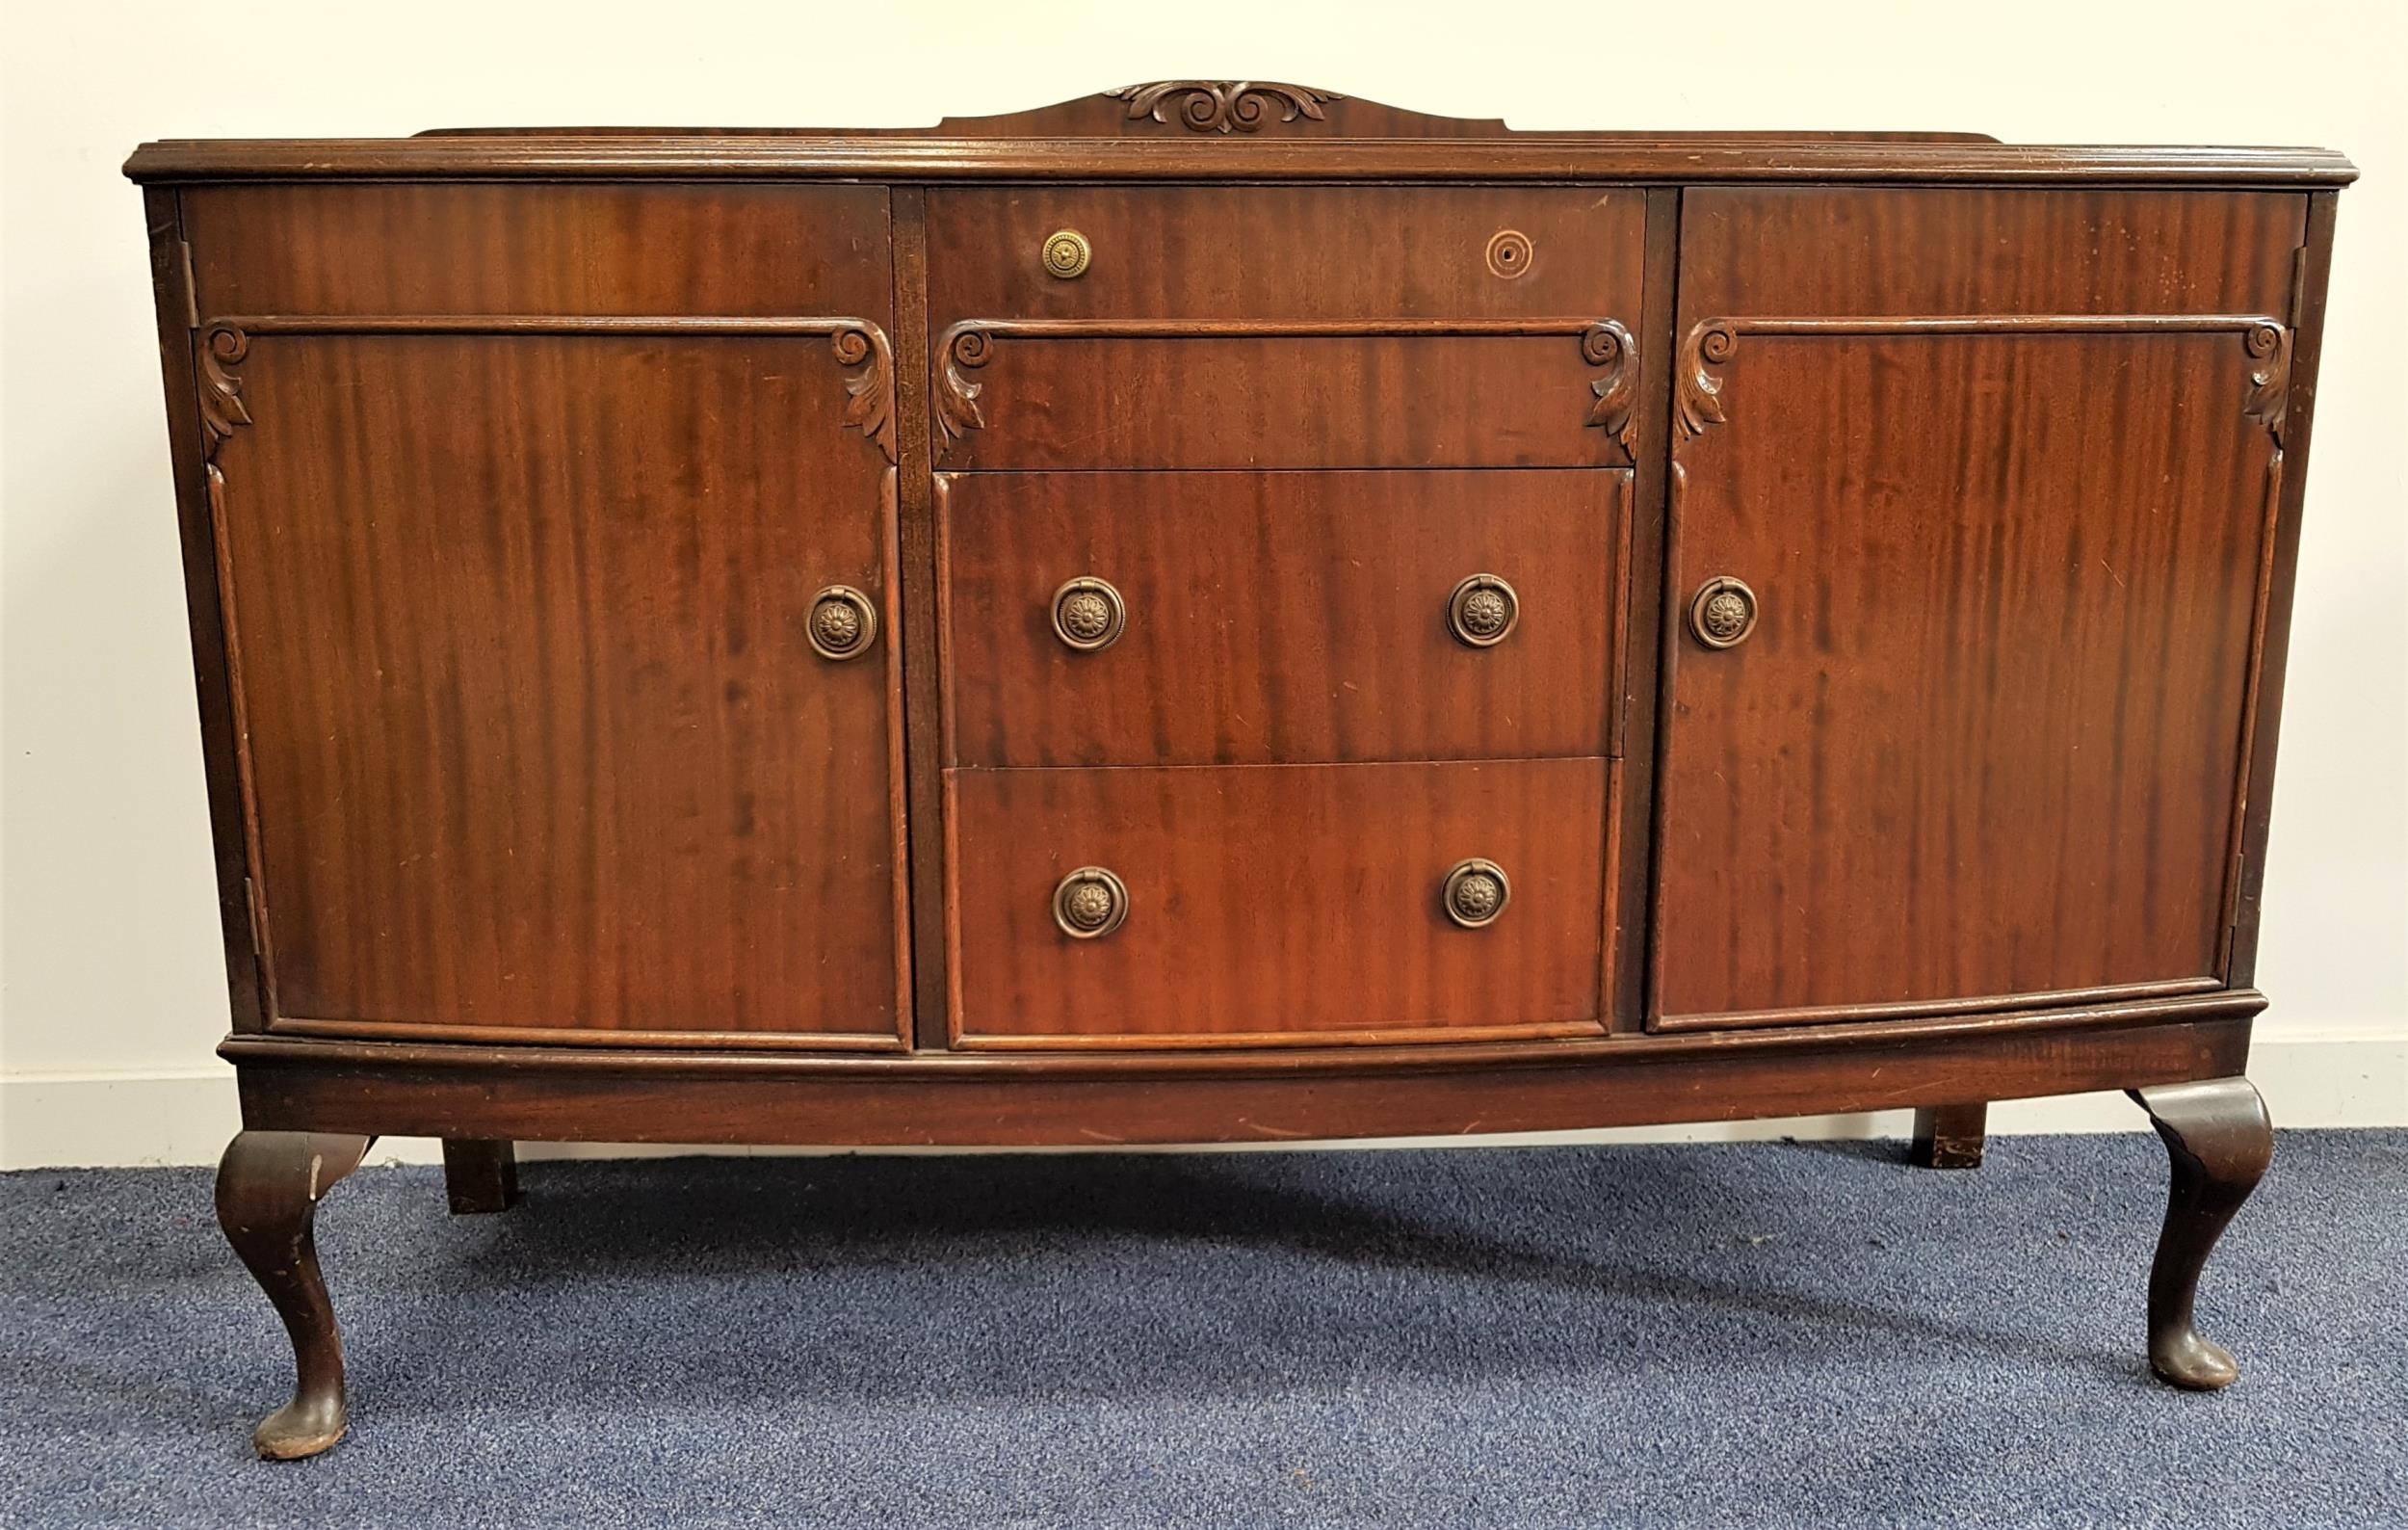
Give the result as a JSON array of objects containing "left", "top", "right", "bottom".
[
  {"left": 1655, "top": 329, "right": 2280, "bottom": 1027},
  {"left": 213, "top": 334, "right": 907, "bottom": 1044}
]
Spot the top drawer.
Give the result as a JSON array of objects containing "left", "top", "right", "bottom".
[
  {"left": 926, "top": 187, "right": 1648, "bottom": 470},
  {"left": 927, "top": 186, "right": 1645, "bottom": 322}
]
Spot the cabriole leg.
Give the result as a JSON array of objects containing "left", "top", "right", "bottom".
[
  {"left": 215, "top": 1130, "right": 374, "bottom": 1459},
  {"left": 2130, "top": 1078, "right": 2272, "bottom": 1390}
]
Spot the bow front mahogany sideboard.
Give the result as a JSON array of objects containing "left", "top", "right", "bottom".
[{"left": 124, "top": 85, "right": 2354, "bottom": 1459}]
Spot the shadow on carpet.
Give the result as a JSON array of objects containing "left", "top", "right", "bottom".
[{"left": 4, "top": 1132, "right": 2402, "bottom": 1528}]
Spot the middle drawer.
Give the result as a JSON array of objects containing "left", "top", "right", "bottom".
[{"left": 939, "top": 469, "right": 1631, "bottom": 767}]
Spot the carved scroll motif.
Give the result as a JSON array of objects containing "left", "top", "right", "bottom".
[
  {"left": 1673, "top": 321, "right": 1738, "bottom": 446},
  {"left": 829, "top": 323, "right": 899, "bottom": 463},
  {"left": 1584, "top": 318, "right": 1641, "bottom": 455},
  {"left": 1109, "top": 81, "right": 1340, "bottom": 134},
  {"left": 2240, "top": 322, "right": 2290, "bottom": 447},
  {"left": 198, "top": 322, "right": 253, "bottom": 465},
  {"left": 936, "top": 324, "right": 993, "bottom": 451}
]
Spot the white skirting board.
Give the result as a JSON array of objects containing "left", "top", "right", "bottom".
[{"left": 3, "top": 1032, "right": 2400, "bottom": 1171}]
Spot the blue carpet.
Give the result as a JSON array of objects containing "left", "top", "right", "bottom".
[{"left": 2, "top": 1132, "right": 2401, "bottom": 1528}]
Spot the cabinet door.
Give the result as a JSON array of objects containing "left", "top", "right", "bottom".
[
  {"left": 203, "top": 323, "right": 907, "bottom": 1047},
  {"left": 1654, "top": 191, "right": 2300, "bottom": 1029},
  {"left": 1647, "top": 189, "right": 2302, "bottom": 1031}
]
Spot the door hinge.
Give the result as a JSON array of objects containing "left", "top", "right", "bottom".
[{"left": 177, "top": 239, "right": 198, "bottom": 330}]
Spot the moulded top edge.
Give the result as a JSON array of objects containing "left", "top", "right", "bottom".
[{"left": 122, "top": 136, "right": 2361, "bottom": 188}]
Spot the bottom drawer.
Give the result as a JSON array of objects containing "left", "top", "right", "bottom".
[{"left": 948, "top": 759, "right": 1611, "bottom": 1047}]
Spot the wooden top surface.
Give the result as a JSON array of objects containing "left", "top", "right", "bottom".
[{"left": 125, "top": 81, "right": 2356, "bottom": 185}]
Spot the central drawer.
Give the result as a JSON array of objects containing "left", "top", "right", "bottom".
[
  {"left": 939, "top": 469, "right": 1631, "bottom": 767},
  {"left": 946, "top": 759, "right": 1612, "bottom": 1048},
  {"left": 924, "top": 185, "right": 1647, "bottom": 471}
]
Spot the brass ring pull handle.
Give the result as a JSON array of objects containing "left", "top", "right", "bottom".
[
  {"left": 1448, "top": 573, "right": 1520, "bottom": 647},
  {"left": 806, "top": 585, "right": 878, "bottom": 661},
  {"left": 1442, "top": 858, "right": 1511, "bottom": 930},
  {"left": 1052, "top": 576, "right": 1128, "bottom": 652},
  {"left": 1053, "top": 866, "right": 1130, "bottom": 939},
  {"left": 1688, "top": 576, "right": 1759, "bottom": 649},
  {"left": 1041, "top": 228, "right": 1091, "bottom": 279}
]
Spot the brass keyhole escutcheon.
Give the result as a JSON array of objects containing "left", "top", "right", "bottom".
[
  {"left": 1052, "top": 576, "right": 1127, "bottom": 652},
  {"left": 1442, "top": 858, "right": 1511, "bottom": 930},
  {"left": 806, "top": 585, "right": 878, "bottom": 661},
  {"left": 1041, "top": 228, "right": 1091, "bottom": 279},
  {"left": 1688, "top": 576, "right": 1759, "bottom": 649},
  {"left": 1448, "top": 573, "right": 1520, "bottom": 647},
  {"left": 1054, "top": 866, "right": 1130, "bottom": 939}
]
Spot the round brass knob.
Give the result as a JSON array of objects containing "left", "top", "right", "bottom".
[
  {"left": 1448, "top": 574, "right": 1520, "bottom": 647},
  {"left": 1051, "top": 576, "right": 1127, "bottom": 652},
  {"left": 1041, "top": 229, "right": 1091, "bottom": 280},
  {"left": 1688, "top": 576, "right": 1759, "bottom": 649},
  {"left": 1442, "top": 858, "right": 1511, "bottom": 930},
  {"left": 806, "top": 585, "right": 878, "bottom": 661},
  {"left": 1053, "top": 866, "right": 1129, "bottom": 939}
]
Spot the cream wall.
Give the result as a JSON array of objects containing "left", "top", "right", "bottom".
[{"left": 3, "top": 0, "right": 2402, "bottom": 1166}]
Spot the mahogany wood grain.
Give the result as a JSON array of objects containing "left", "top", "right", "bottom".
[
  {"left": 180, "top": 184, "right": 894, "bottom": 318},
  {"left": 930, "top": 330, "right": 1633, "bottom": 471},
  {"left": 947, "top": 760, "right": 1610, "bottom": 1045},
  {"left": 223, "top": 1006, "right": 2257, "bottom": 1146},
  {"left": 938, "top": 469, "right": 1629, "bottom": 768},
  {"left": 926, "top": 186, "right": 1644, "bottom": 322},
  {"left": 890, "top": 189, "right": 955, "bottom": 1050},
  {"left": 214, "top": 333, "right": 906, "bottom": 1042},
  {"left": 1657, "top": 329, "right": 2279, "bottom": 1025},
  {"left": 1610, "top": 188, "right": 1683, "bottom": 1033},
  {"left": 1676, "top": 188, "right": 2304, "bottom": 317}
]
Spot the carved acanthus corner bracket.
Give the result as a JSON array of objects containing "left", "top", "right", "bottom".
[
  {"left": 936, "top": 324, "right": 992, "bottom": 452},
  {"left": 2240, "top": 322, "right": 2290, "bottom": 449},
  {"left": 828, "top": 323, "right": 900, "bottom": 463},
  {"left": 1674, "top": 321, "right": 1739, "bottom": 447},
  {"left": 1109, "top": 81, "right": 1340, "bottom": 134},
  {"left": 199, "top": 322, "right": 253, "bottom": 467},
  {"left": 1584, "top": 319, "right": 1641, "bottom": 454}
]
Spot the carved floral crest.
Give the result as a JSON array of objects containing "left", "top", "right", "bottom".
[{"left": 1108, "top": 81, "right": 1340, "bottom": 134}]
